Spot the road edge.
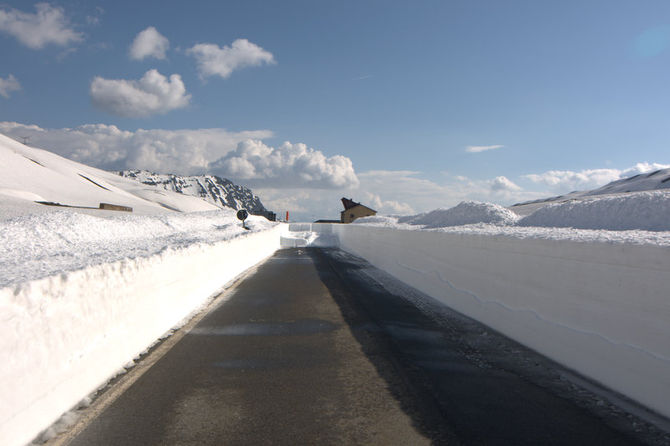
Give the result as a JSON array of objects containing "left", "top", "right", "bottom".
[{"left": 41, "top": 262, "right": 264, "bottom": 446}]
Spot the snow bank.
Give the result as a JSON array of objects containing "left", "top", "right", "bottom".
[
  {"left": 357, "top": 192, "right": 670, "bottom": 234},
  {"left": 280, "top": 223, "right": 339, "bottom": 248},
  {"left": 331, "top": 223, "right": 670, "bottom": 419},
  {"left": 0, "top": 209, "right": 273, "bottom": 287},
  {"left": 405, "top": 201, "right": 520, "bottom": 228},
  {"left": 351, "top": 215, "right": 402, "bottom": 227},
  {"left": 518, "top": 190, "right": 670, "bottom": 231},
  {"left": 355, "top": 201, "right": 521, "bottom": 229},
  {"left": 0, "top": 210, "right": 283, "bottom": 446}
]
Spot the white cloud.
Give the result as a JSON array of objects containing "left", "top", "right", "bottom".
[
  {"left": 490, "top": 176, "right": 521, "bottom": 192},
  {"left": 186, "top": 39, "right": 275, "bottom": 79},
  {"left": 466, "top": 144, "right": 504, "bottom": 153},
  {"left": 90, "top": 69, "right": 190, "bottom": 117},
  {"left": 0, "top": 74, "right": 20, "bottom": 98},
  {"left": 523, "top": 162, "right": 670, "bottom": 192},
  {"left": 211, "top": 140, "right": 359, "bottom": 189},
  {"left": 0, "top": 121, "right": 272, "bottom": 174},
  {"left": 620, "top": 162, "right": 670, "bottom": 177},
  {"left": 361, "top": 192, "right": 415, "bottom": 215},
  {"left": 129, "top": 27, "right": 169, "bottom": 60},
  {"left": 253, "top": 189, "right": 312, "bottom": 216},
  {"left": 0, "top": 3, "right": 83, "bottom": 49}
]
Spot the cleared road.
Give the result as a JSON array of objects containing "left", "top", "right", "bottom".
[{"left": 60, "top": 248, "right": 660, "bottom": 445}]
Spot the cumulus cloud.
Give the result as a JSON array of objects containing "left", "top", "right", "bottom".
[
  {"left": 466, "top": 144, "right": 503, "bottom": 153},
  {"left": 362, "top": 192, "right": 415, "bottom": 215},
  {"left": 129, "top": 27, "right": 169, "bottom": 60},
  {"left": 490, "top": 176, "right": 521, "bottom": 192},
  {"left": 253, "top": 189, "right": 313, "bottom": 215},
  {"left": 621, "top": 162, "right": 670, "bottom": 176},
  {"left": 186, "top": 39, "right": 275, "bottom": 79},
  {"left": 211, "top": 140, "right": 358, "bottom": 189},
  {"left": 90, "top": 69, "right": 190, "bottom": 117},
  {"left": 523, "top": 162, "right": 670, "bottom": 192},
  {"left": 0, "top": 74, "right": 20, "bottom": 98},
  {"left": 0, "top": 3, "right": 83, "bottom": 49},
  {"left": 0, "top": 121, "right": 272, "bottom": 174}
]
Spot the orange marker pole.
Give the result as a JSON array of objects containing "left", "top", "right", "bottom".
[{"left": 286, "top": 211, "right": 289, "bottom": 222}]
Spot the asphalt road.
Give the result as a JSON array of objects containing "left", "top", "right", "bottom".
[{"left": 59, "top": 248, "right": 663, "bottom": 445}]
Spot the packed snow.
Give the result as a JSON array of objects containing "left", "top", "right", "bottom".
[
  {"left": 280, "top": 223, "right": 339, "bottom": 247},
  {"left": 1, "top": 221, "right": 282, "bottom": 446},
  {"left": 511, "top": 167, "right": 670, "bottom": 216},
  {"left": 332, "top": 221, "right": 670, "bottom": 422},
  {"left": 517, "top": 190, "right": 670, "bottom": 231},
  {"left": 354, "top": 191, "right": 670, "bottom": 244},
  {"left": 0, "top": 209, "right": 275, "bottom": 288},
  {"left": 405, "top": 201, "right": 520, "bottom": 227}
]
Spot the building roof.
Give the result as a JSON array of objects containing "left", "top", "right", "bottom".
[
  {"left": 341, "top": 197, "right": 358, "bottom": 210},
  {"left": 341, "top": 197, "right": 377, "bottom": 213}
]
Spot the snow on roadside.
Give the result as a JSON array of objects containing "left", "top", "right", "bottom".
[
  {"left": 351, "top": 215, "right": 412, "bottom": 228},
  {"left": 354, "top": 201, "right": 519, "bottom": 228},
  {"left": 408, "top": 201, "right": 520, "bottom": 228},
  {"left": 353, "top": 193, "right": 670, "bottom": 246},
  {"left": 430, "top": 224, "right": 670, "bottom": 247},
  {"left": 0, "top": 208, "right": 275, "bottom": 288},
  {"left": 0, "top": 206, "right": 281, "bottom": 446},
  {"left": 517, "top": 190, "right": 670, "bottom": 232}
]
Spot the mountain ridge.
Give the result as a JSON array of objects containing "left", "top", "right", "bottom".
[
  {"left": 119, "top": 170, "right": 270, "bottom": 216},
  {"left": 511, "top": 167, "right": 670, "bottom": 215}
]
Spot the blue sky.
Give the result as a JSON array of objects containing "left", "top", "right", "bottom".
[{"left": 1, "top": 0, "right": 669, "bottom": 220}]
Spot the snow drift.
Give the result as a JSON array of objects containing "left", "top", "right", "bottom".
[
  {"left": 0, "top": 209, "right": 273, "bottom": 287},
  {"left": 402, "top": 201, "right": 519, "bottom": 228},
  {"left": 356, "top": 191, "right": 670, "bottom": 234},
  {"left": 518, "top": 190, "right": 670, "bottom": 231}
]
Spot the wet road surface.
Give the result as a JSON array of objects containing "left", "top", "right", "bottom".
[{"left": 61, "top": 248, "right": 663, "bottom": 445}]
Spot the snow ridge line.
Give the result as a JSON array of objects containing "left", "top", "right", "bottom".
[{"left": 396, "top": 260, "right": 670, "bottom": 365}]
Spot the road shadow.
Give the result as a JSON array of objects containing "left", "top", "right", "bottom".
[
  {"left": 307, "top": 248, "right": 459, "bottom": 444},
  {"left": 307, "top": 248, "right": 658, "bottom": 446}
]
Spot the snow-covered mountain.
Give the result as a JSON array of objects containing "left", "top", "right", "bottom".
[
  {"left": 118, "top": 170, "right": 268, "bottom": 215},
  {"left": 0, "top": 133, "right": 221, "bottom": 217},
  {"left": 582, "top": 167, "right": 670, "bottom": 195},
  {"left": 511, "top": 167, "right": 670, "bottom": 215}
]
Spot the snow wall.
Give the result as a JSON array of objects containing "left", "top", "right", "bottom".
[
  {"left": 0, "top": 225, "right": 284, "bottom": 446},
  {"left": 323, "top": 223, "right": 670, "bottom": 419}
]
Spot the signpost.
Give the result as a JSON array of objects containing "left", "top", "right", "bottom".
[{"left": 236, "top": 209, "right": 249, "bottom": 230}]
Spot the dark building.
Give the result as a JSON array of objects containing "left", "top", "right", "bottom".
[{"left": 340, "top": 198, "right": 377, "bottom": 223}]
